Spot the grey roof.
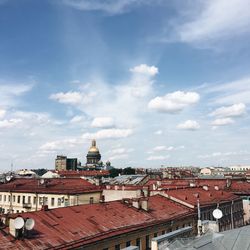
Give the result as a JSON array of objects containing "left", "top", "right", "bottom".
[
  {"left": 167, "top": 225, "right": 250, "bottom": 250},
  {"left": 109, "top": 175, "right": 146, "bottom": 185}
]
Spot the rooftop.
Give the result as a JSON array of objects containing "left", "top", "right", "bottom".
[
  {"left": 165, "top": 187, "right": 239, "bottom": 207},
  {"left": 0, "top": 178, "right": 102, "bottom": 194},
  {"left": 0, "top": 195, "right": 194, "bottom": 249}
]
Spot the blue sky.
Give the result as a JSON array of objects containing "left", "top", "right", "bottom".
[{"left": 0, "top": 0, "right": 250, "bottom": 170}]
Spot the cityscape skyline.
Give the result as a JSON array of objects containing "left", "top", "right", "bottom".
[{"left": 0, "top": 0, "right": 250, "bottom": 170}]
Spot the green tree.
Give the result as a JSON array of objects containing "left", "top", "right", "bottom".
[{"left": 122, "top": 167, "right": 135, "bottom": 175}]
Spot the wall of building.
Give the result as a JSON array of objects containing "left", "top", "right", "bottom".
[
  {"left": 78, "top": 216, "right": 196, "bottom": 250},
  {"left": 103, "top": 189, "right": 146, "bottom": 202},
  {"left": 0, "top": 191, "right": 101, "bottom": 214}
]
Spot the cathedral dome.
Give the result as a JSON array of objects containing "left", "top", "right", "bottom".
[
  {"left": 86, "top": 139, "right": 101, "bottom": 167},
  {"left": 88, "top": 139, "right": 99, "bottom": 153}
]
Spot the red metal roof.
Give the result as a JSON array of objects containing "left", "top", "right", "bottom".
[
  {"left": 56, "top": 170, "right": 110, "bottom": 177},
  {"left": 0, "top": 195, "right": 194, "bottom": 249},
  {"left": 165, "top": 187, "right": 239, "bottom": 207},
  {"left": 0, "top": 178, "right": 102, "bottom": 194}
]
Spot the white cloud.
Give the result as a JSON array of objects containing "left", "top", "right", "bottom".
[
  {"left": 198, "top": 150, "right": 250, "bottom": 159},
  {"left": 176, "top": 0, "right": 250, "bottom": 45},
  {"left": 148, "top": 91, "right": 200, "bottom": 113},
  {"left": 91, "top": 117, "right": 115, "bottom": 128},
  {"left": 70, "top": 115, "right": 85, "bottom": 123},
  {"left": 211, "top": 118, "right": 234, "bottom": 126},
  {"left": 147, "top": 155, "right": 169, "bottom": 161},
  {"left": 154, "top": 130, "right": 163, "bottom": 135},
  {"left": 62, "top": 0, "right": 145, "bottom": 14},
  {"left": 177, "top": 120, "right": 200, "bottom": 130},
  {"left": 82, "top": 128, "right": 133, "bottom": 140},
  {"left": 203, "top": 77, "right": 250, "bottom": 105},
  {"left": 210, "top": 103, "right": 246, "bottom": 118},
  {"left": 0, "top": 118, "right": 22, "bottom": 129},
  {"left": 0, "top": 109, "right": 6, "bottom": 119},
  {"left": 109, "top": 153, "right": 129, "bottom": 161},
  {"left": 130, "top": 64, "right": 158, "bottom": 76},
  {"left": 39, "top": 138, "right": 81, "bottom": 153},
  {"left": 153, "top": 145, "right": 174, "bottom": 152},
  {"left": 0, "top": 83, "right": 33, "bottom": 107},
  {"left": 50, "top": 91, "right": 96, "bottom": 105}
]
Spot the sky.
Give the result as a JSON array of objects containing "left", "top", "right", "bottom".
[{"left": 0, "top": 0, "right": 250, "bottom": 170}]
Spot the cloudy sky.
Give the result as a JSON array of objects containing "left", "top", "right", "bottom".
[{"left": 0, "top": 0, "right": 250, "bottom": 170}]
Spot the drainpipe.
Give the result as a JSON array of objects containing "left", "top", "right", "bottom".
[
  {"left": 197, "top": 199, "right": 201, "bottom": 236},
  {"left": 231, "top": 200, "right": 234, "bottom": 229}
]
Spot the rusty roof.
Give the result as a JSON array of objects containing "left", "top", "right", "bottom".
[
  {"left": 0, "top": 178, "right": 102, "bottom": 194},
  {"left": 56, "top": 170, "right": 110, "bottom": 177},
  {"left": 165, "top": 187, "right": 239, "bottom": 207},
  {"left": 0, "top": 195, "right": 194, "bottom": 249}
]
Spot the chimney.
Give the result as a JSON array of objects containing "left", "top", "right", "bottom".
[
  {"left": 100, "top": 195, "right": 105, "bottom": 203},
  {"left": 226, "top": 178, "right": 232, "bottom": 188},
  {"left": 41, "top": 205, "right": 49, "bottom": 211},
  {"left": 141, "top": 198, "right": 149, "bottom": 211},
  {"left": 132, "top": 199, "right": 140, "bottom": 209}
]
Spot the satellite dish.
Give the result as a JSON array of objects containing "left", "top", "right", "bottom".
[
  {"left": 25, "top": 218, "right": 35, "bottom": 230},
  {"left": 14, "top": 217, "right": 25, "bottom": 229},
  {"left": 213, "top": 208, "right": 223, "bottom": 219},
  {"left": 6, "top": 176, "right": 12, "bottom": 182},
  {"left": 40, "top": 179, "right": 45, "bottom": 184}
]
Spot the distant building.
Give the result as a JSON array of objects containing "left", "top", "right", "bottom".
[
  {"left": 86, "top": 139, "right": 101, "bottom": 168},
  {"left": 0, "top": 178, "right": 102, "bottom": 214},
  {"left": 55, "top": 155, "right": 79, "bottom": 171}
]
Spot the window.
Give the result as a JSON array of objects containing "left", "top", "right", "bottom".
[
  {"left": 154, "top": 232, "right": 158, "bottom": 237},
  {"left": 0, "top": 195, "right": 2, "bottom": 202},
  {"left": 51, "top": 198, "right": 55, "bottom": 206},
  {"left": 33, "top": 197, "right": 36, "bottom": 205},
  {"left": 4, "top": 195, "right": 6, "bottom": 202},
  {"left": 8, "top": 195, "right": 10, "bottom": 202},
  {"left": 136, "top": 238, "right": 141, "bottom": 249},
  {"left": 162, "top": 230, "right": 165, "bottom": 235},
  {"left": 39, "top": 197, "right": 43, "bottom": 205},
  {"left": 16, "top": 210, "right": 19, "bottom": 213},
  {"left": 126, "top": 241, "right": 131, "bottom": 247},
  {"left": 28, "top": 196, "right": 31, "bottom": 204},
  {"left": 89, "top": 197, "right": 94, "bottom": 204},
  {"left": 17, "top": 195, "right": 20, "bottom": 204},
  {"left": 58, "top": 198, "right": 61, "bottom": 206},
  {"left": 13, "top": 195, "right": 15, "bottom": 203},
  {"left": 115, "top": 244, "right": 120, "bottom": 250},
  {"left": 22, "top": 196, "right": 25, "bottom": 204}
]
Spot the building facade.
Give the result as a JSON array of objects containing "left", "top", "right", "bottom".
[{"left": 0, "top": 178, "right": 102, "bottom": 214}]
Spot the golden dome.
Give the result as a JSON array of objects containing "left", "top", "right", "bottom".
[{"left": 88, "top": 139, "right": 99, "bottom": 153}]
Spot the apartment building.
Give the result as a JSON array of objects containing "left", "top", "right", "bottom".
[
  {"left": 0, "top": 195, "right": 196, "bottom": 250},
  {"left": 0, "top": 178, "right": 102, "bottom": 214}
]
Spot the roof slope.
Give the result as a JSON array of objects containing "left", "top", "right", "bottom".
[
  {"left": 0, "top": 178, "right": 101, "bottom": 194},
  {"left": 0, "top": 195, "right": 194, "bottom": 249}
]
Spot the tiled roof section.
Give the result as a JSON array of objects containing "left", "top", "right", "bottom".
[
  {"left": 105, "top": 184, "right": 147, "bottom": 190},
  {"left": 56, "top": 170, "right": 110, "bottom": 177},
  {"left": 0, "top": 178, "right": 102, "bottom": 194},
  {"left": 1, "top": 195, "right": 194, "bottom": 249},
  {"left": 166, "top": 187, "right": 239, "bottom": 207},
  {"left": 146, "top": 178, "right": 229, "bottom": 189},
  {"left": 230, "top": 181, "right": 250, "bottom": 194}
]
